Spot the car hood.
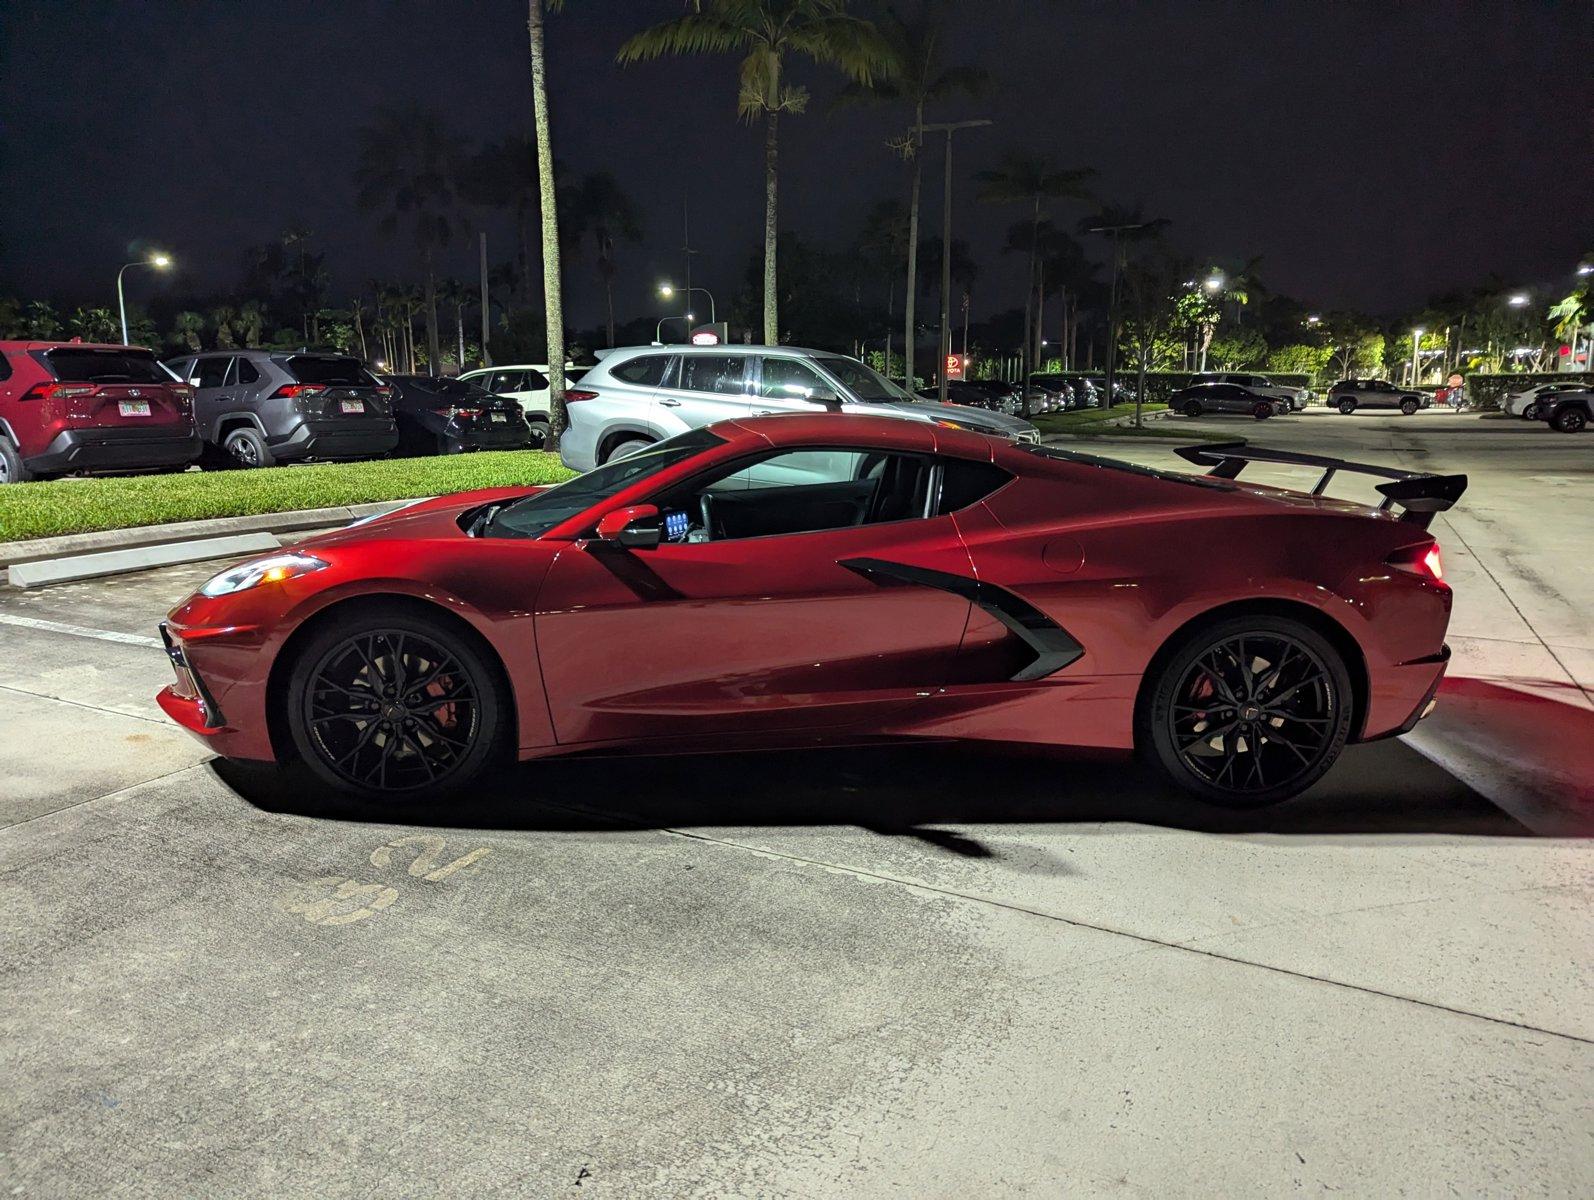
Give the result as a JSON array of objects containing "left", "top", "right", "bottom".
[
  {"left": 874, "top": 398, "right": 1038, "bottom": 438},
  {"left": 300, "top": 486, "right": 542, "bottom": 550}
]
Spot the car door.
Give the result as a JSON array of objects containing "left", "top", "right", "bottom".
[
  {"left": 532, "top": 438, "right": 977, "bottom": 745},
  {"left": 190, "top": 355, "right": 234, "bottom": 438},
  {"left": 652, "top": 353, "right": 754, "bottom": 432},
  {"left": 754, "top": 354, "right": 837, "bottom": 416}
]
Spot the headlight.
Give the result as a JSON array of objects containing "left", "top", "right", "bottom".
[{"left": 199, "top": 552, "right": 328, "bottom": 598}]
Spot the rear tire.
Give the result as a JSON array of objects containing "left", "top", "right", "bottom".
[
  {"left": 1551, "top": 407, "right": 1587, "bottom": 433},
  {"left": 1337, "top": 398, "right": 1356, "bottom": 415},
  {"left": 1252, "top": 402, "right": 1272, "bottom": 420},
  {"left": 1138, "top": 614, "right": 1354, "bottom": 808},
  {"left": 1182, "top": 400, "right": 1203, "bottom": 417},
  {"left": 603, "top": 436, "right": 653, "bottom": 464},
  {"left": 285, "top": 605, "right": 509, "bottom": 800},
  {"left": 223, "top": 426, "right": 275, "bottom": 468},
  {"left": 526, "top": 417, "right": 549, "bottom": 450},
  {"left": 0, "top": 438, "right": 34, "bottom": 484},
  {"left": 1520, "top": 404, "right": 1538, "bottom": 420}
]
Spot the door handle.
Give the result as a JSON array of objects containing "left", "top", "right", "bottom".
[
  {"left": 660, "top": 398, "right": 682, "bottom": 407},
  {"left": 754, "top": 409, "right": 775, "bottom": 416}
]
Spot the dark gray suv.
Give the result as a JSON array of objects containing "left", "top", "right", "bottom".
[{"left": 165, "top": 350, "right": 399, "bottom": 467}]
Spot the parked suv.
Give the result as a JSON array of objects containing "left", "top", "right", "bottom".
[
  {"left": 1533, "top": 386, "right": 1594, "bottom": 433},
  {"left": 166, "top": 350, "right": 398, "bottom": 467},
  {"left": 456, "top": 363, "right": 590, "bottom": 440},
  {"left": 0, "top": 341, "right": 200, "bottom": 483},
  {"left": 1189, "top": 371, "right": 1308, "bottom": 411},
  {"left": 1328, "top": 379, "right": 1424, "bottom": 415},
  {"left": 560, "top": 346, "right": 1039, "bottom": 470},
  {"left": 1502, "top": 381, "right": 1585, "bottom": 419}
]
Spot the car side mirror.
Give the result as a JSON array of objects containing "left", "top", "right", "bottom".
[
  {"left": 803, "top": 386, "right": 842, "bottom": 410},
  {"left": 594, "top": 504, "right": 662, "bottom": 549},
  {"left": 188, "top": 377, "right": 201, "bottom": 387}
]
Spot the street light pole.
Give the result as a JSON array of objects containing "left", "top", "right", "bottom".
[
  {"left": 921, "top": 119, "right": 992, "bottom": 406},
  {"left": 116, "top": 253, "right": 171, "bottom": 344},
  {"left": 656, "top": 314, "right": 693, "bottom": 343},
  {"left": 659, "top": 284, "right": 716, "bottom": 326},
  {"left": 1410, "top": 327, "right": 1424, "bottom": 387}
]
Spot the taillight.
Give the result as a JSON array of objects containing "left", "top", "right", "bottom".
[
  {"left": 22, "top": 382, "right": 98, "bottom": 401},
  {"left": 564, "top": 388, "right": 599, "bottom": 402},
  {"left": 1388, "top": 541, "right": 1443, "bottom": 581},
  {"left": 374, "top": 386, "right": 393, "bottom": 397},
  {"left": 271, "top": 384, "right": 326, "bottom": 399},
  {"left": 443, "top": 407, "right": 481, "bottom": 420}
]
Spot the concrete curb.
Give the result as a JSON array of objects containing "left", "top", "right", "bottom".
[
  {"left": 0, "top": 500, "right": 409, "bottom": 570},
  {"left": 7, "top": 533, "right": 285, "bottom": 590}
]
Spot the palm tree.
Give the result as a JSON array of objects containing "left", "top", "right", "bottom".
[
  {"left": 834, "top": 1, "right": 986, "bottom": 386},
  {"left": 210, "top": 305, "right": 239, "bottom": 349},
  {"left": 458, "top": 134, "right": 540, "bottom": 306},
  {"left": 1078, "top": 203, "right": 1170, "bottom": 400},
  {"left": 977, "top": 154, "right": 1094, "bottom": 412},
  {"left": 236, "top": 300, "right": 266, "bottom": 348},
  {"left": 569, "top": 172, "right": 644, "bottom": 347},
  {"left": 355, "top": 105, "right": 462, "bottom": 372},
  {"left": 619, "top": 1, "right": 890, "bottom": 345},
  {"left": 172, "top": 311, "right": 205, "bottom": 352},
  {"left": 528, "top": 0, "right": 570, "bottom": 448}
]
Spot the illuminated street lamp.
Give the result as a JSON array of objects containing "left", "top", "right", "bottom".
[
  {"left": 1577, "top": 264, "right": 1592, "bottom": 276},
  {"left": 1508, "top": 293, "right": 1529, "bottom": 307},
  {"left": 1305, "top": 314, "right": 1322, "bottom": 325},
  {"left": 1204, "top": 275, "right": 1224, "bottom": 292},
  {"left": 658, "top": 282, "right": 715, "bottom": 325},
  {"left": 117, "top": 252, "right": 172, "bottom": 344}
]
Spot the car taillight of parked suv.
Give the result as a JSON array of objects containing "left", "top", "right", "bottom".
[
  {"left": 0, "top": 341, "right": 201, "bottom": 484},
  {"left": 165, "top": 349, "right": 399, "bottom": 468}
]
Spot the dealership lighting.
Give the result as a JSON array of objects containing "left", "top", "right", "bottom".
[
  {"left": 1204, "top": 275, "right": 1224, "bottom": 291},
  {"left": 116, "top": 251, "right": 173, "bottom": 344},
  {"left": 1578, "top": 264, "right": 1593, "bottom": 276},
  {"left": 1508, "top": 293, "right": 1530, "bottom": 306}
]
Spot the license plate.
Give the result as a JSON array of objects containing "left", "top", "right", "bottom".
[
  {"left": 119, "top": 401, "right": 151, "bottom": 417},
  {"left": 340, "top": 399, "right": 364, "bottom": 414},
  {"left": 490, "top": 413, "right": 508, "bottom": 423}
]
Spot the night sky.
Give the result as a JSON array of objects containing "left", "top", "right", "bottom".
[{"left": 2, "top": 0, "right": 1590, "bottom": 330}]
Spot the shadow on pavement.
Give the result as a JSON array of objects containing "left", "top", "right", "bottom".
[{"left": 215, "top": 731, "right": 1563, "bottom": 858}]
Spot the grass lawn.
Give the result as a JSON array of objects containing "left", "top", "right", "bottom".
[
  {"left": 0, "top": 451, "right": 577, "bottom": 543},
  {"left": 1032, "top": 403, "right": 1183, "bottom": 438}
]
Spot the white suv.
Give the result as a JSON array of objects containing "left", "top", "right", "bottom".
[
  {"left": 456, "top": 363, "right": 590, "bottom": 444},
  {"left": 559, "top": 345, "right": 1040, "bottom": 469}
]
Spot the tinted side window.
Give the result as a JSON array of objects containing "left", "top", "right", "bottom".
[
  {"left": 937, "top": 460, "right": 1011, "bottom": 513},
  {"left": 195, "top": 357, "right": 230, "bottom": 388},
  {"left": 0, "top": 353, "right": 10, "bottom": 383},
  {"left": 678, "top": 356, "right": 746, "bottom": 395},
  {"left": 612, "top": 355, "right": 670, "bottom": 387},
  {"left": 234, "top": 358, "right": 260, "bottom": 385}
]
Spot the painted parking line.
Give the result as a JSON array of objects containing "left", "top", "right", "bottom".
[{"left": 0, "top": 612, "right": 163, "bottom": 649}]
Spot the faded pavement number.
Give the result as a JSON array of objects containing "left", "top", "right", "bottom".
[{"left": 278, "top": 835, "right": 492, "bottom": 926}]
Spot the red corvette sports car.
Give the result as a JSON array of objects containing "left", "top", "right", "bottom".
[{"left": 158, "top": 414, "right": 1465, "bottom": 807}]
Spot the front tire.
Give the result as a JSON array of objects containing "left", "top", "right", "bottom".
[
  {"left": 1337, "top": 398, "right": 1357, "bottom": 415},
  {"left": 285, "top": 607, "right": 509, "bottom": 799},
  {"left": 1182, "top": 400, "right": 1203, "bottom": 417},
  {"left": 1400, "top": 398, "right": 1420, "bottom": 415},
  {"left": 1551, "top": 407, "right": 1587, "bottom": 433},
  {"left": 1139, "top": 615, "right": 1354, "bottom": 808},
  {"left": 1252, "top": 402, "right": 1273, "bottom": 420}
]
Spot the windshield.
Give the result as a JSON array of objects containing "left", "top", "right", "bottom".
[
  {"left": 487, "top": 428, "right": 724, "bottom": 539},
  {"left": 814, "top": 355, "right": 916, "bottom": 403}
]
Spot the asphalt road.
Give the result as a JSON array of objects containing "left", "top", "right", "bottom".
[{"left": 1, "top": 407, "right": 1590, "bottom": 1197}]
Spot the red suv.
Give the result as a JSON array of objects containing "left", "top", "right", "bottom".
[{"left": 0, "top": 341, "right": 201, "bottom": 483}]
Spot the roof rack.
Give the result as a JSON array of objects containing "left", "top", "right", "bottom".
[{"left": 1175, "top": 441, "right": 1467, "bottom": 529}]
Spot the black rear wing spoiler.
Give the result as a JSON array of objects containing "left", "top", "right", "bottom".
[{"left": 1176, "top": 441, "right": 1467, "bottom": 529}]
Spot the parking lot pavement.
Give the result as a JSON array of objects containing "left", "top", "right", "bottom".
[{"left": 2, "top": 416, "right": 1592, "bottom": 1196}]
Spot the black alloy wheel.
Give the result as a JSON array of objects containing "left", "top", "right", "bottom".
[
  {"left": 1552, "top": 407, "right": 1587, "bottom": 433},
  {"left": 1252, "top": 402, "right": 1273, "bottom": 420},
  {"left": 1142, "top": 617, "right": 1353, "bottom": 807},
  {"left": 1337, "top": 398, "right": 1356, "bottom": 415},
  {"left": 1183, "top": 400, "right": 1203, "bottom": 417},
  {"left": 287, "top": 613, "right": 506, "bottom": 797},
  {"left": 1401, "top": 398, "right": 1420, "bottom": 415}
]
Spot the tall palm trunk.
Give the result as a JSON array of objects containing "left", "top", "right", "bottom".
[
  {"left": 605, "top": 276, "right": 616, "bottom": 347},
  {"left": 529, "top": 0, "right": 567, "bottom": 447},
  {"left": 763, "top": 109, "right": 780, "bottom": 344},
  {"left": 423, "top": 256, "right": 441, "bottom": 370},
  {"left": 1020, "top": 196, "right": 1038, "bottom": 417},
  {"left": 903, "top": 106, "right": 923, "bottom": 385}
]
